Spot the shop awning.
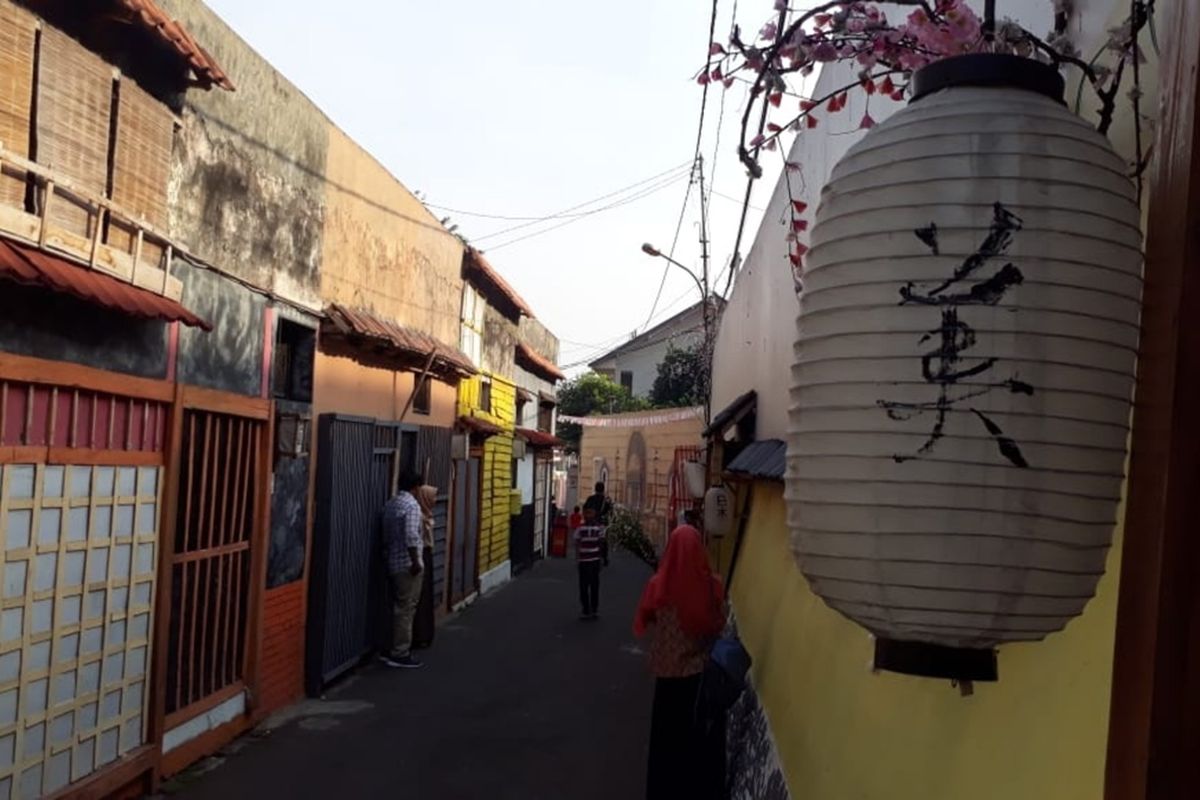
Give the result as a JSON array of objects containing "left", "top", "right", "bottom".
[
  {"left": 516, "top": 427, "right": 564, "bottom": 449},
  {"left": 516, "top": 341, "right": 565, "bottom": 382},
  {"left": 0, "top": 237, "right": 210, "bottom": 329},
  {"left": 725, "top": 438, "right": 786, "bottom": 481},
  {"left": 459, "top": 415, "right": 504, "bottom": 437},
  {"left": 323, "top": 304, "right": 475, "bottom": 379}
]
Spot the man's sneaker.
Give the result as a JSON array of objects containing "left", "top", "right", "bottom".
[{"left": 380, "top": 654, "right": 423, "bottom": 669}]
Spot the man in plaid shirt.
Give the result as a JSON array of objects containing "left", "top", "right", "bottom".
[{"left": 381, "top": 471, "right": 425, "bottom": 668}]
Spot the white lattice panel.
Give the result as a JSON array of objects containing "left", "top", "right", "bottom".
[{"left": 0, "top": 464, "right": 159, "bottom": 799}]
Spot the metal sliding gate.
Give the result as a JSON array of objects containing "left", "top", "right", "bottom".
[{"left": 306, "top": 415, "right": 402, "bottom": 693}]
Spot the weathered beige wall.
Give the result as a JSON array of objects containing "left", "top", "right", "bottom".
[
  {"left": 578, "top": 410, "right": 704, "bottom": 542},
  {"left": 320, "top": 127, "right": 464, "bottom": 344},
  {"left": 314, "top": 350, "right": 457, "bottom": 426}
]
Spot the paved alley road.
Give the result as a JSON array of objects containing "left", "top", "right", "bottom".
[{"left": 168, "top": 554, "right": 654, "bottom": 800}]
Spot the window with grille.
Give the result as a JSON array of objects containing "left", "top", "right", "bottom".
[
  {"left": 479, "top": 380, "right": 492, "bottom": 414},
  {"left": 412, "top": 376, "right": 431, "bottom": 416},
  {"left": 620, "top": 371, "right": 634, "bottom": 394}
]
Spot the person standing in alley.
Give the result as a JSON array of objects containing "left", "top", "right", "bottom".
[
  {"left": 583, "top": 481, "right": 613, "bottom": 525},
  {"left": 634, "top": 524, "right": 727, "bottom": 800},
  {"left": 381, "top": 471, "right": 425, "bottom": 669},
  {"left": 411, "top": 483, "right": 438, "bottom": 650},
  {"left": 574, "top": 505, "right": 608, "bottom": 619},
  {"left": 568, "top": 504, "right": 584, "bottom": 534}
]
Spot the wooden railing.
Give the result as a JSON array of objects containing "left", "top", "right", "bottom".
[{"left": 0, "top": 143, "right": 181, "bottom": 300}]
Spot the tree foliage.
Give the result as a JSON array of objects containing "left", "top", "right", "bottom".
[
  {"left": 650, "top": 342, "right": 708, "bottom": 409},
  {"left": 557, "top": 372, "right": 651, "bottom": 452}
]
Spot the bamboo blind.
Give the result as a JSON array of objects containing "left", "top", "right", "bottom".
[
  {"left": 0, "top": 1, "right": 35, "bottom": 210},
  {"left": 108, "top": 79, "right": 171, "bottom": 269},
  {"left": 35, "top": 28, "right": 112, "bottom": 238}
]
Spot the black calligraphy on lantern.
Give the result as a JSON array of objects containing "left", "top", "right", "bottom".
[{"left": 877, "top": 202, "right": 1034, "bottom": 468}]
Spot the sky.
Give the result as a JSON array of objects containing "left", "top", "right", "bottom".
[{"left": 203, "top": 0, "right": 786, "bottom": 373}]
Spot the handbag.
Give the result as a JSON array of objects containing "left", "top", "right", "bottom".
[{"left": 701, "top": 634, "right": 752, "bottom": 714}]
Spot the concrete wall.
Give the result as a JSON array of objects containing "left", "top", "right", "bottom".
[
  {"left": 160, "top": 0, "right": 326, "bottom": 309},
  {"left": 0, "top": 281, "right": 168, "bottom": 380},
  {"left": 710, "top": 2, "right": 1156, "bottom": 798},
  {"left": 481, "top": 304, "right": 519, "bottom": 379},
  {"left": 519, "top": 316, "right": 560, "bottom": 365},
  {"left": 320, "top": 126, "right": 464, "bottom": 345}
]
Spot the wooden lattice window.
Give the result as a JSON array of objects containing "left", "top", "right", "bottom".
[{"left": 0, "top": 462, "right": 160, "bottom": 795}]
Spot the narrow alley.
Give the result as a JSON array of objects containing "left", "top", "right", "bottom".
[{"left": 164, "top": 555, "right": 653, "bottom": 800}]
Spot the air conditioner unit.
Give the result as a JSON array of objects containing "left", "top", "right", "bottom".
[
  {"left": 512, "top": 438, "right": 528, "bottom": 459},
  {"left": 450, "top": 434, "right": 469, "bottom": 461}
]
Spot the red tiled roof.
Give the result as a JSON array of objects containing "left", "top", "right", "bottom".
[
  {"left": 459, "top": 416, "right": 504, "bottom": 436},
  {"left": 516, "top": 341, "right": 564, "bottom": 382},
  {"left": 464, "top": 249, "right": 535, "bottom": 319},
  {"left": 116, "top": 0, "right": 235, "bottom": 90},
  {"left": 324, "top": 304, "right": 475, "bottom": 377},
  {"left": 516, "top": 427, "right": 564, "bottom": 449},
  {"left": 0, "top": 237, "right": 210, "bottom": 329}
]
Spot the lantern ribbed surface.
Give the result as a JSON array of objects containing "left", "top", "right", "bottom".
[{"left": 787, "top": 79, "right": 1142, "bottom": 649}]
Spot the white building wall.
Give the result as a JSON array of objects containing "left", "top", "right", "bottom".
[{"left": 711, "top": 0, "right": 1139, "bottom": 440}]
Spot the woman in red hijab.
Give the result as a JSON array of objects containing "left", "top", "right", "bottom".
[{"left": 634, "top": 524, "right": 726, "bottom": 800}]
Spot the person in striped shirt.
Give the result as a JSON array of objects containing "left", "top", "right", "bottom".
[{"left": 574, "top": 506, "right": 609, "bottom": 619}]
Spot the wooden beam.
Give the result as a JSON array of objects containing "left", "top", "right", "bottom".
[
  {"left": 1105, "top": 4, "right": 1200, "bottom": 799},
  {"left": 0, "top": 351, "right": 172, "bottom": 402}
]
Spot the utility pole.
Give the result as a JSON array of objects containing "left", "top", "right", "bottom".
[{"left": 696, "top": 155, "right": 713, "bottom": 425}]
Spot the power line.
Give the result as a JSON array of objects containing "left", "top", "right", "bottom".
[
  {"left": 484, "top": 171, "right": 690, "bottom": 252},
  {"left": 638, "top": 0, "right": 722, "bottom": 335},
  {"left": 466, "top": 161, "right": 691, "bottom": 241}
]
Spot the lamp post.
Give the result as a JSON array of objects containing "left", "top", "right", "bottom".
[{"left": 640, "top": 243, "right": 712, "bottom": 424}]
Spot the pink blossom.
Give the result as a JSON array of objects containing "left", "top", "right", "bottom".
[
  {"left": 749, "top": 134, "right": 766, "bottom": 147},
  {"left": 812, "top": 41, "right": 838, "bottom": 62},
  {"left": 709, "top": 42, "right": 726, "bottom": 56},
  {"left": 860, "top": 112, "right": 877, "bottom": 129}
]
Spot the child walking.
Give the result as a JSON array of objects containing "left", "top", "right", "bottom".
[{"left": 574, "top": 506, "right": 608, "bottom": 619}]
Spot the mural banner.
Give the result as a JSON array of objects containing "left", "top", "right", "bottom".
[{"left": 559, "top": 406, "right": 703, "bottom": 428}]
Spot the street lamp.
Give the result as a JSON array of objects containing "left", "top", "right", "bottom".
[{"left": 641, "top": 243, "right": 712, "bottom": 424}]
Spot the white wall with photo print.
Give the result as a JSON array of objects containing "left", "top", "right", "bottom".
[{"left": 0, "top": 463, "right": 159, "bottom": 798}]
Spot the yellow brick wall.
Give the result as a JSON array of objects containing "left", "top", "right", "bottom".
[{"left": 458, "top": 373, "right": 516, "bottom": 573}]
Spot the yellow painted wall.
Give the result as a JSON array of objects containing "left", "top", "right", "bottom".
[
  {"left": 458, "top": 373, "right": 516, "bottom": 573},
  {"left": 731, "top": 482, "right": 1122, "bottom": 800}
]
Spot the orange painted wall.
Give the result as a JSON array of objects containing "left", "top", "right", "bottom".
[
  {"left": 313, "top": 350, "right": 457, "bottom": 426},
  {"left": 257, "top": 581, "right": 306, "bottom": 716}
]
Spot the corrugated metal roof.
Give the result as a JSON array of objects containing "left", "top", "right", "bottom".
[
  {"left": 324, "top": 304, "right": 475, "bottom": 377},
  {"left": 516, "top": 341, "right": 564, "bottom": 381},
  {"left": 464, "top": 248, "right": 535, "bottom": 319},
  {"left": 516, "top": 427, "right": 563, "bottom": 448},
  {"left": 116, "top": 0, "right": 234, "bottom": 90},
  {"left": 726, "top": 439, "right": 786, "bottom": 481},
  {"left": 0, "top": 237, "right": 210, "bottom": 329}
]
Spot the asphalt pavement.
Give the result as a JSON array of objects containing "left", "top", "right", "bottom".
[{"left": 164, "top": 552, "right": 655, "bottom": 800}]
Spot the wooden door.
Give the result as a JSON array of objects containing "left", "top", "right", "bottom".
[{"left": 449, "top": 457, "right": 480, "bottom": 604}]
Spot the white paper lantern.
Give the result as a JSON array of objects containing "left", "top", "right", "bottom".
[
  {"left": 787, "top": 55, "right": 1142, "bottom": 652},
  {"left": 704, "top": 486, "right": 735, "bottom": 538}
]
